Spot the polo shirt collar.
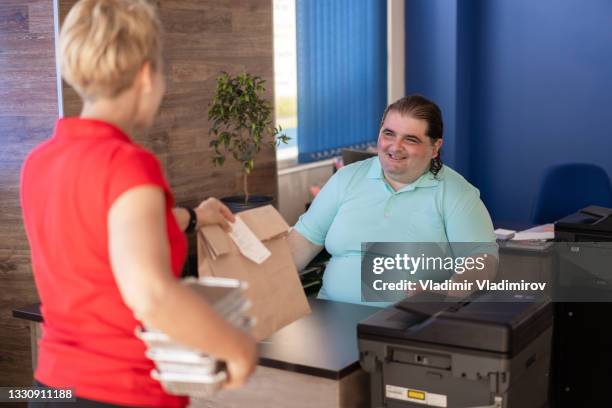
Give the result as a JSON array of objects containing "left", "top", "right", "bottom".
[
  {"left": 54, "top": 117, "right": 132, "bottom": 143},
  {"left": 366, "top": 156, "right": 442, "bottom": 191}
]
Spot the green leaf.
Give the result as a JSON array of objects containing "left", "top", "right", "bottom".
[
  {"left": 245, "top": 159, "right": 254, "bottom": 174},
  {"left": 212, "top": 155, "right": 225, "bottom": 166},
  {"left": 207, "top": 71, "right": 274, "bottom": 188}
]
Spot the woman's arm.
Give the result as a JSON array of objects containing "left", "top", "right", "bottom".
[
  {"left": 287, "top": 229, "right": 324, "bottom": 272},
  {"left": 172, "top": 207, "right": 190, "bottom": 231},
  {"left": 108, "top": 186, "right": 255, "bottom": 389}
]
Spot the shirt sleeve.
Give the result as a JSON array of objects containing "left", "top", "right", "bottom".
[
  {"left": 106, "top": 148, "right": 169, "bottom": 209},
  {"left": 444, "top": 187, "right": 498, "bottom": 257},
  {"left": 293, "top": 170, "right": 343, "bottom": 246}
]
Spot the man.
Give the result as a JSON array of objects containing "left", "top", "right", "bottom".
[{"left": 288, "top": 95, "right": 497, "bottom": 305}]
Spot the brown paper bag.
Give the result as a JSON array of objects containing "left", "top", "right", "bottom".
[{"left": 197, "top": 205, "right": 311, "bottom": 340}]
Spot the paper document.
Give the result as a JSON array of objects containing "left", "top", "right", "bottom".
[
  {"left": 512, "top": 231, "right": 554, "bottom": 241},
  {"left": 511, "top": 224, "right": 554, "bottom": 241},
  {"left": 494, "top": 228, "right": 516, "bottom": 240},
  {"left": 229, "top": 216, "right": 271, "bottom": 264}
]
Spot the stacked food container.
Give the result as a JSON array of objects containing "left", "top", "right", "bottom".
[{"left": 136, "top": 277, "right": 253, "bottom": 398}]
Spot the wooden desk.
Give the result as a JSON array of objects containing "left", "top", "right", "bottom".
[
  {"left": 13, "top": 299, "right": 380, "bottom": 408},
  {"left": 12, "top": 303, "right": 42, "bottom": 373}
]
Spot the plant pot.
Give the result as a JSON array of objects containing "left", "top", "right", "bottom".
[{"left": 221, "top": 195, "right": 274, "bottom": 213}]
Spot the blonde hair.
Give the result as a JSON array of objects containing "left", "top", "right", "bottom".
[{"left": 59, "top": 0, "right": 162, "bottom": 101}]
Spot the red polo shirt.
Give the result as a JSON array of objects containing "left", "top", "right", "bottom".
[{"left": 20, "top": 118, "right": 188, "bottom": 407}]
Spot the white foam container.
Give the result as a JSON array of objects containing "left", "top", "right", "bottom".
[
  {"left": 146, "top": 348, "right": 218, "bottom": 375},
  {"left": 151, "top": 369, "right": 226, "bottom": 397}
]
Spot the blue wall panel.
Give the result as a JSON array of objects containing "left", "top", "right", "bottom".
[
  {"left": 405, "top": 0, "right": 459, "bottom": 172},
  {"left": 473, "top": 0, "right": 612, "bottom": 226},
  {"left": 406, "top": 0, "right": 612, "bottom": 227}
]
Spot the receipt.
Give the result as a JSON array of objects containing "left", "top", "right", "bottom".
[{"left": 229, "top": 216, "right": 271, "bottom": 264}]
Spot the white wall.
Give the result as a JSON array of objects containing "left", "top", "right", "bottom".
[{"left": 277, "top": 159, "right": 335, "bottom": 226}]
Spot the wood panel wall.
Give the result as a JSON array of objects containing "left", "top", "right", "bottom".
[
  {"left": 0, "top": 0, "right": 58, "bottom": 389},
  {"left": 1, "top": 0, "right": 277, "bottom": 389},
  {"left": 59, "top": 0, "right": 278, "bottom": 208}
]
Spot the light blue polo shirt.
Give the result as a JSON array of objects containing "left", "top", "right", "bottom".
[{"left": 294, "top": 157, "right": 496, "bottom": 306}]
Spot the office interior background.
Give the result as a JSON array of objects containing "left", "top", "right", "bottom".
[{"left": 1, "top": 0, "right": 612, "bottom": 392}]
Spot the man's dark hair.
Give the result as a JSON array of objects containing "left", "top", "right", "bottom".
[{"left": 380, "top": 95, "right": 443, "bottom": 176}]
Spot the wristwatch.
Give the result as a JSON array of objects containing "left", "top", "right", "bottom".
[{"left": 183, "top": 207, "right": 197, "bottom": 233}]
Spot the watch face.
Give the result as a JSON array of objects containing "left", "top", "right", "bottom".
[
  {"left": 190, "top": 210, "right": 197, "bottom": 231},
  {"left": 184, "top": 207, "right": 197, "bottom": 233}
]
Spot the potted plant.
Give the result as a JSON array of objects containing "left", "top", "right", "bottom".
[{"left": 208, "top": 72, "right": 289, "bottom": 213}]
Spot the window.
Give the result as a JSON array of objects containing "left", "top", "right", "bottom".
[
  {"left": 274, "top": 0, "right": 388, "bottom": 164},
  {"left": 273, "top": 0, "right": 298, "bottom": 162}
]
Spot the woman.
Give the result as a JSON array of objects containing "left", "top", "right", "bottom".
[
  {"left": 20, "top": 0, "right": 256, "bottom": 406},
  {"left": 288, "top": 95, "right": 497, "bottom": 306}
]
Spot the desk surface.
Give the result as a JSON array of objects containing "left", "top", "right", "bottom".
[
  {"left": 13, "top": 299, "right": 380, "bottom": 380},
  {"left": 12, "top": 303, "right": 41, "bottom": 322},
  {"left": 258, "top": 298, "right": 379, "bottom": 379}
]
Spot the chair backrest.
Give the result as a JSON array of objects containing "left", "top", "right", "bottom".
[
  {"left": 341, "top": 148, "right": 377, "bottom": 166},
  {"left": 532, "top": 163, "right": 612, "bottom": 224}
]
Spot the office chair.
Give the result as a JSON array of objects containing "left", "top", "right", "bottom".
[
  {"left": 341, "top": 148, "right": 377, "bottom": 166},
  {"left": 531, "top": 163, "right": 612, "bottom": 225}
]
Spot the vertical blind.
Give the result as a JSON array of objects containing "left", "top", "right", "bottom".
[{"left": 296, "top": 0, "right": 387, "bottom": 163}]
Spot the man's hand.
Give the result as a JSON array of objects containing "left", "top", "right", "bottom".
[{"left": 195, "top": 198, "right": 235, "bottom": 231}]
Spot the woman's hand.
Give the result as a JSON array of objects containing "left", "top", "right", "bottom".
[
  {"left": 223, "top": 330, "right": 257, "bottom": 389},
  {"left": 195, "top": 198, "right": 235, "bottom": 231}
]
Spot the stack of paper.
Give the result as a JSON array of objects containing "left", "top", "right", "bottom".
[{"left": 136, "top": 277, "right": 253, "bottom": 398}]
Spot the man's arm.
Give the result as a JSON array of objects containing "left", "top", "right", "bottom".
[
  {"left": 287, "top": 229, "right": 324, "bottom": 272},
  {"left": 443, "top": 186, "right": 499, "bottom": 298}
]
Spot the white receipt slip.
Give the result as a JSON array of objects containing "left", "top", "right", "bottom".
[{"left": 229, "top": 216, "right": 271, "bottom": 264}]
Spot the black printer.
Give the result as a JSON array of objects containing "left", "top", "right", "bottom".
[
  {"left": 554, "top": 205, "right": 612, "bottom": 241},
  {"left": 358, "top": 292, "right": 553, "bottom": 408},
  {"left": 552, "top": 205, "right": 612, "bottom": 408}
]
